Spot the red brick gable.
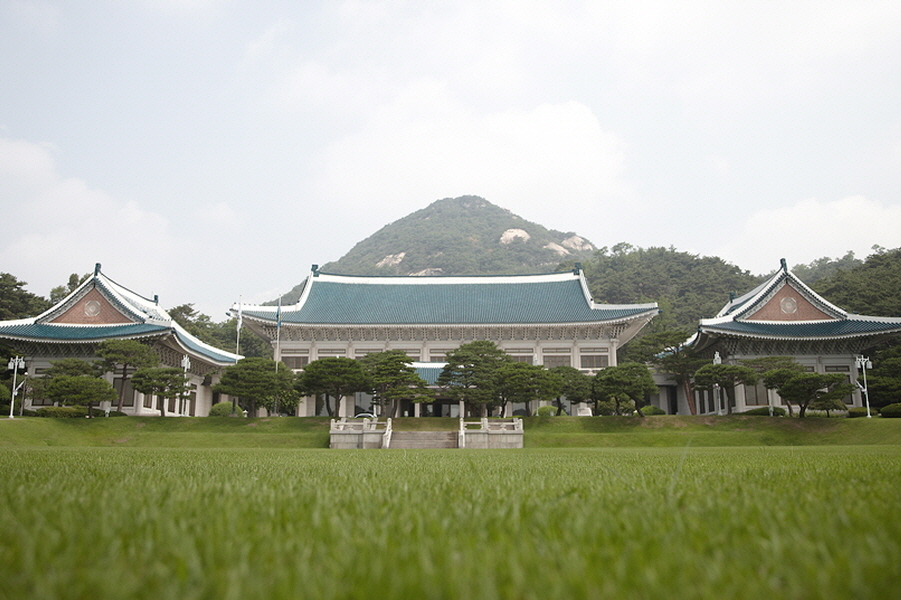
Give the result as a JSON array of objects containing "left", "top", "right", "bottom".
[
  {"left": 49, "top": 288, "right": 135, "bottom": 325},
  {"left": 744, "top": 282, "right": 833, "bottom": 322}
]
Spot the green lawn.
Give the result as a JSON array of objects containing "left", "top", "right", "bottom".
[
  {"left": 2, "top": 415, "right": 900, "bottom": 448},
  {"left": 0, "top": 446, "right": 898, "bottom": 599}
]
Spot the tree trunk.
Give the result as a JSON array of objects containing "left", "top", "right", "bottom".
[
  {"left": 159, "top": 395, "right": 166, "bottom": 417},
  {"left": 555, "top": 395, "right": 565, "bottom": 416},
  {"left": 682, "top": 379, "right": 696, "bottom": 415},
  {"left": 115, "top": 363, "right": 128, "bottom": 413}
]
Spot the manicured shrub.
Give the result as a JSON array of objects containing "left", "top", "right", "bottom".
[
  {"left": 878, "top": 403, "right": 901, "bottom": 418},
  {"left": 847, "top": 406, "right": 873, "bottom": 418},
  {"left": 36, "top": 406, "right": 83, "bottom": 418},
  {"left": 742, "top": 406, "right": 787, "bottom": 416},
  {"left": 535, "top": 405, "right": 558, "bottom": 417},
  {"left": 209, "top": 401, "right": 239, "bottom": 417},
  {"left": 641, "top": 405, "right": 666, "bottom": 415}
]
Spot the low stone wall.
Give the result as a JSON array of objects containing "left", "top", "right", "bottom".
[
  {"left": 460, "top": 418, "right": 524, "bottom": 449},
  {"left": 329, "top": 418, "right": 391, "bottom": 449}
]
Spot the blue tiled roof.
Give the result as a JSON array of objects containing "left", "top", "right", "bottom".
[
  {"left": 244, "top": 274, "right": 656, "bottom": 325},
  {"left": 0, "top": 322, "right": 169, "bottom": 341},
  {"left": 414, "top": 364, "right": 444, "bottom": 386},
  {"left": 702, "top": 319, "right": 901, "bottom": 340},
  {"left": 174, "top": 329, "right": 241, "bottom": 364}
]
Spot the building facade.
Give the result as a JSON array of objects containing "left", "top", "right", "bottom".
[
  {"left": 661, "top": 259, "right": 901, "bottom": 415},
  {"left": 236, "top": 265, "right": 659, "bottom": 416},
  {"left": 0, "top": 264, "right": 240, "bottom": 416}
]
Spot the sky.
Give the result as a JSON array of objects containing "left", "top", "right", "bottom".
[{"left": 2, "top": 1, "right": 900, "bottom": 320}]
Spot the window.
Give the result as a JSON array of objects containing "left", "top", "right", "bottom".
[
  {"left": 510, "top": 355, "right": 533, "bottom": 364},
  {"left": 580, "top": 355, "right": 608, "bottom": 369},
  {"left": 744, "top": 383, "right": 768, "bottom": 406},
  {"left": 143, "top": 393, "right": 153, "bottom": 408},
  {"left": 543, "top": 356, "right": 571, "bottom": 368},
  {"left": 282, "top": 356, "right": 309, "bottom": 370}
]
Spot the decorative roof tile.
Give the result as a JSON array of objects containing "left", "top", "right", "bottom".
[
  {"left": 0, "top": 322, "right": 169, "bottom": 342},
  {"left": 239, "top": 270, "right": 658, "bottom": 326}
]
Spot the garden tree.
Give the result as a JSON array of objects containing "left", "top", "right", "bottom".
[
  {"left": 94, "top": 339, "right": 160, "bottom": 412},
  {"left": 213, "top": 357, "right": 295, "bottom": 416},
  {"left": 763, "top": 371, "right": 855, "bottom": 418},
  {"left": 864, "top": 344, "right": 901, "bottom": 409},
  {"left": 592, "top": 362, "right": 659, "bottom": 417},
  {"left": 495, "top": 362, "right": 561, "bottom": 416},
  {"left": 28, "top": 358, "right": 98, "bottom": 408},
  {"left": 0, "top": 272, "right": 51, "bottom": 320},
  {"left": 549, "top": 365, "right": 591, "bottom": 416},
  {"left": 358, "top": 350, "right": 430, "bottom": 418},
  {"left": 758, "top": 360, "right": 808, "bottom": 416},
  {"left": 809, "top": 395, "right": 847, "bottom": 417},
  {"left": 44, "top": 357, "right": 98, "bottom": 378},
  {"left": 628, "top": 328, "right": 707, "bottom": 415},
  {"left": 693, "top": 363, "right": 759, "bottom": 415},
  {"left": 437, "top": 341, "right": 512, "bottom": 417},
  {"left": 131, "top": 367, "right": 187, "bottom": 417},
  {"left": 49, "top": 273, "right": 90, "bottom": 304},
  {"left": 46, "top": 375, "right": 117, "bottom": 418},
  {"left": 295, "top": 357, "right": 369, "bottom": 417}
]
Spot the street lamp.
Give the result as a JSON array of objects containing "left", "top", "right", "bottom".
[
  {"left": 181, "top": 355, "right": 191, "bottom": 416},
  {"left": 7, "top": 356, "right": 26, "bottom": 419},
  {"left": 856, "top": 355, "right": 873, "bottom": 418}
]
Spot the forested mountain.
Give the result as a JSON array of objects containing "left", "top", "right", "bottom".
[
  {"left": 790, "top": 251, "right": 864, "bottom": 285},
  {"left": 564, "top": 244, "right": 764, "bottom": 331},
  {"left": 320, "top": 195, "right": 597, "bottom": 277},
  {"left": 813, "top": 247, "right": 901, "bottom": 316}
]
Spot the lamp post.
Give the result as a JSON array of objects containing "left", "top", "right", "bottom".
[
  {"left": 181, "top": 355, "right": 191, "bottom": 416},
  {"left": 856, "top": 355, "right": 873, "bottom": 418},
  {"left": 7, "top": 356, "right": 25, "bottom": 419}
]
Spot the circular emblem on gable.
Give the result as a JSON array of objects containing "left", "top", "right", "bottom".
[
  {"left": 780, "top": 297, "right": 798, "bottom": 314},
  {"left": 84, "top": 300, "right": 101, "bottom": 317}
]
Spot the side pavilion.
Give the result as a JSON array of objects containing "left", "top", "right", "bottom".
[
  {"left": 0, "top": 264, "right": 241, "bottom": 416},
  {"left": 677, "top": 259, "right": 901, "bottom": 415},
  {"left": 235, "top": 265, "right": 659, "bottom": 417}
]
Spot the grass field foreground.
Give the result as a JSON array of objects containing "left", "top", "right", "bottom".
[{"left": 0, "top": 446, "right": 898, "bottom": 599}]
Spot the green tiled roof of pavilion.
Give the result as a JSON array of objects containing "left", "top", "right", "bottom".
[
  {"left": 692, "top": 259, "right": 901, "bottom": 346},
  {"left": 0, "top": 264, "right": 240, "bottom": 366},
  {"left": 238, "top": 267, "right": 659, "bottom": 326}
]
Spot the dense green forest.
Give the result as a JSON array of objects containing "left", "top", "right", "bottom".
[{"left": 564, "top": 243, "right": 764, "bottom": 331}]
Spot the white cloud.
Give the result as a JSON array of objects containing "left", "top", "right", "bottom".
[
  {"left": 716, "top": 195, "right": 901, "bottom": 274},
  {"left": 1, "top": 0, "right": 61, "bottom": 38},
  {"left": 314, "top": 83, "right": 631, "bottom": 236},
  {"left": 0, "top": 137, "right": 172, "bottom": 298}
]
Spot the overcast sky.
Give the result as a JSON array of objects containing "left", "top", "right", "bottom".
[{"left": 2, "top": 1, "right": 900, "bottom": 319}]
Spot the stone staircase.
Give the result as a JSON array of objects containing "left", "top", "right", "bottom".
[{"left": 389, "top": 431, "right": 458, "bottom": 449}]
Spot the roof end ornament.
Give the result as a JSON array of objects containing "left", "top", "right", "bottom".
[
  {"left": 94, "top": 263, "right": 102, "bottom": 276},
  {"left": 780, "top": 258, "right": 788, "bottom": 273},
  {"left": 573, "top": 262, "right": 582, "bottom": 275},
  {"left": 312, "top": 264, "right": 320, "bottom": 277}
]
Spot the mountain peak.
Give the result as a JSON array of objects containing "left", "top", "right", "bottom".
[{"left": 318, "top": 196, "right": 595, "bottom": 277}]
